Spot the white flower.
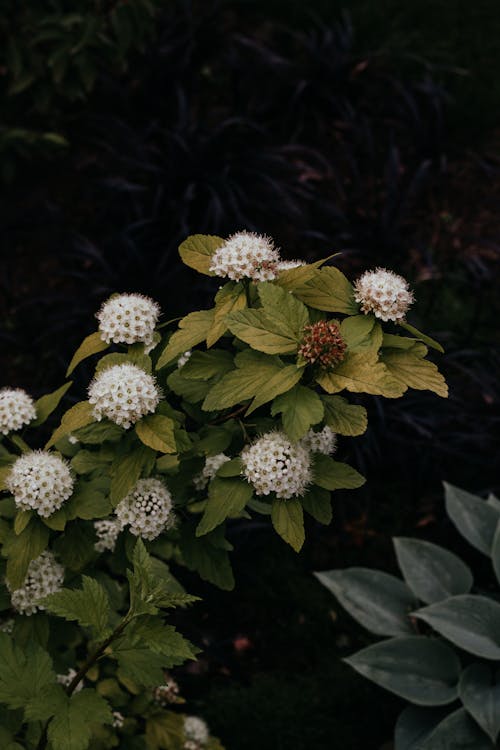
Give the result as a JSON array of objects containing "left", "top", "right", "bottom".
[
  {"left": 241, "top": 431, "right": 312, "bottom": 499},
  {"left": 301, "top": 426, "right": 337, "bottom": 456},
  {"left": 184, "top": 716, "right": 209, "bottom": 746},
  {"left": 354, "top": 267, "right": 414, "bottom": 322},
  {"left": 209, "top": 231, "right": 281, "bottom": 282},
  {"left": 0, "top": 388, "right": 37, "bottom": 435},
  {"left": 193, "top": 453, "right": 231, "bottom": 491},
  {"left": 115, "top": 478, "right": 175, "bottom": 541},
  {"left": 88, "top": 363, "right": 160, "bottom": 428},
  {"left": 177, "top": 350, "right": 192, "bottom": 368},
  {"left": 94, "top": 519, "right": 121, "bottom": 552},
  {"left": 57, "top": 668, "right": 83, "bottom": 693},
  {"left": 277, "top": 259, "right": 305, "bottom": 271},
  {"left": 10, "top": 551, "right": 64, "bottom": 616},
  {"left": 96, "top": 293, "right": 160, "bottom": 348},
  {"left": 6, "top": 450, "right": 74, "bottom": 517},
  {"left": 153, "top": 676, "right": 181, "bottom": 706},
  {"left": 112, "top": 711, "right": 124, "bottom": 729}
]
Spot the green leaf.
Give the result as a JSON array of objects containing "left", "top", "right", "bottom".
[
  {"left": 258, "top": 282, "right": 309, "bottom": 340},
  {"left": 181, "top": 350, "right": 234, "bottom": 380},
  {"left": 207, "top": 282, "right": 247, "bottom": 346},
  {"left": 420, "top": 708, "right": 494, "bottom": 750},
  {"left": 301, "top": 486, "right": 332, "bottom": 525},
  {"left": 444, "top": 482, "right": 500, "bottom": 555},
  {"left": 340, "top": 315, "right": 382, "bottom": 352},
  {"left": 53, "top": 522, "right": 96, "bottom": 571},
  {"left": 66, "top": 332, "right": 109, "bottom": 377},
  {"left": 491, "top": 520, "right": 500, "bottom": 586},
  {"left": 321, "top": 395, "right": 368, "bottom": 436},
  {"left": 227, "top": 308, "right": 299, "bottom": 355},
  {"left": 317, "top": 350, "right": 406, "bottom": 397},
  {"left": 32, "top": 382, "right": 73, "bottom": 426},
  {"left": 48, "top": 689, "right": 113, "bottom": 750},
  {"left": 381, "top": 348, "right": 448, "bottom": 398},
  {"left": 24, "top": 683, "right": 67, "bottom": 722},
  {"left": 312, "top": 454, "right": 365, "bottom": 490},
  {"left": 315, "top": 568, "right": 416, "bottom": 635},
  {"left": 246, "top": 364, "right": 302, "bottom": 415},
  {"left": 393, "top": 537, "right": 473, "bottom": 604},
  {"left": 0, "top": 632, "right": 55, "bottom": 710},
  {"left": 196, "top": 478, "right": 252, "bottom": 537},
  {"left": 459, "top": 664, "right": 500, "bottom": 743},
  {"left": 110, "top": 444, "right": 156, "bottom": 506},
  {"left": 414, "top": 595, "right": 500, "bottom": 660},
  {"left": 121, "top": 617, "right": 198, "bottom": 667},
  {"left": 42, "top": 576, "right": 111, "bottom": 640},
  {"left": 14, "top": 510, "right": 32, "bottom": 535},
  {"left": 395, "top": 706, "right": 451, "bottom": 750},
  {"left": 271, "top": 385, "right": 324, "bottom": 441},
  {"left": 178, "top": 234, "right": 223, "bottom": 275},
  {"left": 180, "top": 525, "right": 234, "bottom": 590},
  {"left": 146, "top": 711, "right": 185, "bottom": 749},
  {"left": 115, "top": 646, "right": 165, "bottom": 687},
  {"left": 271, "top": 498, "right": 304, "bottom": 552},
  {"left": 135, "top": 414, "right": 176, "bottom": 454},
  {"left": 72, "top": 420, "right": 123, "bottom": 444},
  {"left": 345, "top": 636, "right": 461, "bottom": 706},
  {"left": 66, "top": 481, "right": 112, "bottom": 521},
  {"left": 216, "top": 458, "right": 243, "bottom": 477},
  {"left": 399, "top": 321, "right": 444, "bottom": 353},
  {"left": 12, "top": 612, "right": 49, "bottom": 649},
  {"left": 46, "top": 402, "right": 95, "bottom": 449},
  {"left": 156, "top": 310, "right": 214, "bottom": 369},
  {"left": 292, "top": 267, "right": 358, "bottom": 314},
  {"left": 3, "top": 519, "right": 49, "bottom": 589},
  {"left": 167, "top": 368, "right": 212, "bottom": 403},
  {"left": 94, "top": 351, "right": 152, "bottom": 376},
  {"left": 70, "top": 449, "right": 109, "bottom": 475}
]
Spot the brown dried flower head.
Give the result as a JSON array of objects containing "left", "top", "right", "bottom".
[{"left": 298, "top": 320, "right": 347, "bottom": 370}]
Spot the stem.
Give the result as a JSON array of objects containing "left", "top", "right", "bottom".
[{"left": 210, "top": 403, "right": 248, "bottom": 424}]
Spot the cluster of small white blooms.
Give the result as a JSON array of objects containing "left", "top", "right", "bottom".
[
  {"left": 354, "top": 268, "right": 414, "bottom": 322},
  {"left": 277, "top": 259, "right": 305, "bottom": 271},
  {"left": 0, "top": 619, "right": 14, "bottom": 634},
  {"left": 112, "top": 711, "right": 125, "bottom": 729},
  {"left": 301, "top": 426, "right": 337, "bottom": 456},
  {"left": 10, "top": 551, "right": 64, "bottom": 615},
  {"left": 0, "top": 388, "right": 37, "bottom": 435},
  {"left": 6, "top": 450, "right": 74, "bottom": 517},
  {"left": 115, "top": 478, "right": 175, "bottom": 541},
  {"left": 241, "top": 431, "right": 312, "bottom": 499},
  {"left": 94, "top": 519, "right": 121, "bottom": 552},
  {"left": 184, "top": 716, "right": 210, "bottom": 749},
  {"left": 153, "top": 676, "right": 181, "bottom": 706},
  {"left": 56, "top": 668, "right": 83, "bottom": 693},
  {"left": 177, "top": 350, "right": 192, "bottom": 368},
  {"left": 209, "top": 231, "right": 281, "bottom": 282},
  {"left": 96, "top": 293, "right": 160, "bottom": 347},
  {"left": 88, "top": 363, "right": 160, "bottom": 428},
  {"left": 193, "top": 453, "right": 231, "bottom": 491}
]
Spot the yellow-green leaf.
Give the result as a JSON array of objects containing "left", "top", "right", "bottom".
[
  {"left": 313, "top": 454, "right": 365, "bottom": 490},
  {"left": 322, "top": 395, "right": 368, "bottom": 436},
  {"left": 381, "top": 348, "right": 448, "bottom": 398},
  {"left": 156, "top": 310, "right": 214, "bottom": 369},
  {"left": 207, "top": 282, "right": 247, "bottom": 347},
  {"left": 258, "top": 282, "right": 310, "bottom": 339},
  {"left": 178, "top": 234, "right": 223, "bottom": 275},
  {"left": 4, "top": 519, "right": 49, "bottom": 589},
  {"left": 316, "top": 350, "right": 406, "bottom": 398},
  {"left": 227, "top": 308, "right": 299, "bottom": 354},
  {"left": 246, "top": 365, "right": 302, "bottom": 415},
  {"left": 341, "top": 315, "right": 382, "bottom": 352},
  {"left": 293, "top": 267, "right": 359, "bottom": 314},
  {"left": 45, "top": 402, "right": 94, "bottom": 449},
  {"left": 33, "top": 382, "right": 73, "bottom": 426},
  {"left": 66, "top": 332, "right": 108, "bottom": 377},
  {"left": 135, "top": 415, "right": 177, "bottom": 453},
  {"left": 196, "top": 478, "right": 252, "bottom": 536},
  {"left": 271, "top": 498, "right": 304, "bottom": 552},
  {"left": 271, "top": 385, "right": 324, "bottom": 441},
  {"left": 274, "top": 255, "right": 338, "bottom": 291},
  {"left": 399, "top": 321, "right": 444, "bottom": 353}
]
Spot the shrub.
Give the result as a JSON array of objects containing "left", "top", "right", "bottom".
[{"left": 317, "top": 482, "right": 500, "bottom": 749}]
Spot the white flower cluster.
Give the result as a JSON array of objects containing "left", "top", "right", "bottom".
[
  {"left": 301, "top": 426, "right": 337, "bottom": 455},
  {"left": 0, "top": 388, "right": 37, "bottom": 435},
  {"left": 354, "top": 267, "right": 414, "bottom": 322},
  {"left": 10, "top": 551, "right": 64, "bottom": 615},
  {"left": 153, "top": 676, "right": 181, "bottom": 706},
  {"left": 96, "top": 293, "right": 160, "bottom": 347},
  {"left": 56, "top": 668, "right": 83, "bottom": 693},
  {"left": 209, "top": 231, "right": 281, "bottom": 282},
  {"left": 88, "top": 363, "right": 160, "bottom": 428},
  {"left": 241, "top": 431, "right": 312, "bottom": 499},
  {"left": 193, "top": 453, "right": 231, "bottom": 491},
  {"left": 115, "top": 478, "right": 175, "bottom": 541},
  {"left": 184, "top": 716, "right": 209, "bottom": 749},
  {"left": 177, "top": 350, "right": 192, "bottom": 368},
  {"left": 112, "top": 711, "right": 125, "bottom": 729},
  {"left": 6, "top": 450, "right": 74, "bottom": 517},
  {"left": 94, "top": 519, "right": 121, "bottom": 552}
]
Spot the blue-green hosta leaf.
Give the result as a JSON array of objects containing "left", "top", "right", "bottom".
[
  {"left": 0, "top": 633, "right": 56, "bottom": 710},
  {"left": 444, "top": 482, "right": 500, "bottom": 556},
  {"left": 459, "top": 663, "right": 500, "bottom": 743},
  {"left": 196, "top": 478, "right": 253, "bottom": 537},
  {"left": 271, "top": 385, "right": 324, "bottom": 441},
  {"left": 393, "top": 537, "right": 473, "bottom": 604},
  {"left": 315, "top": 568, "right": 416, "bottom": 636},
  {"left": 345, "top": 636, "right": 461, "bottom": 706},
  {"left": 42, "top": 576, "right": 111, "bottom": 640},
  {"left": 414, "top": 595, "right": 500, "bottom": 660},
  {"left": 271, "top": 498, "right": 304, "bottom": 552},
  {"left": 420, "top": 708, "right": 494, "bottom": 749},
  {"left": 395, "top": 706, "right": 452, "bottom": 750},
  {"left": 490, "top": 520, "right": 500, "bottom": 586}
]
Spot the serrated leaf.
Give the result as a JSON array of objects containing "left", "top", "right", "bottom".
[
  {"left": 227, "top": 308, "right": 299, "bottom": 354},
  {"left": 246, "top": 364, "right": 302, "bottom": 415},
  {"left": 414, "top": 595, "right": 500, "bottom": 660},
  {"left": 53, "top": 522, "right": 96, "bottom": 571},
  {"left": 121, "top": 617, "right": 198, "bottom": 667},
  {"left": 3, "top": 519, "right": 49, "bottom": 589},
  {"left": 292, "top": 267, "right": 358, "bottom": 314},
  {"left": 42, "top": 576, "right": 111, "bottom": 640},
  {"left": 0, "top": 632, "right": 56, "bottom": 710},
  {"left": 33, "top": 382, "right": 73, "bottom": 426},
  {"left": 459, "top": 664, "right": 500, "bottom": 743},
  {"left": 181, "top": 350, "right": 234, "bottom": 380},
  {"left": 180, "top": 525, "right": 234, "bottom": 590},
  {"left": 321, "top": 395, "right": 367, "bottom": 436},
  {"left": 24, "top": 683, "right": 67, "bottom": 722},
  {"left": 301, "top": 486, "right": 332, "bottom": 525},
  {"left": 271, "top": 385, "right": 324, "bottom": 441},
  {"left": 178, "top": 234, "right": 223, "bottom": 275},
  {"left": 271, "top": 498, "right": 304, "bottom": 552},
  {"left": 66, "top": 332, "right": 109, "bottom": 377},
  {"left": 156, "top": 310, "right": 214, "bottom": 369},
  {"left": 115, "top": 646, "right": 165, "bottom": 687},
  {"left": 167, "top": 368, "right": 212, "bottom": 403},
  {"left": 312, "top": 454, "right": 365, "bottom": 490},
  {"left": 110, "top": 444, "right": 156, "bottom": 506},
  {"left": 135, "top": 415, "right": 176, "bottom": 454},
  {"left": 381, "top": 348, "right": 448, "bottom": 397},
  {"left": 394, "top": 537, "right": 473, "bottom": 604},
  {"left": 207, "top": 282, "right": 247, "bottom": 346},
  {"left": 345, "top": 636, "right": 461, "bottom": 706},
  {"left": 47, "top": 689, "right": 112, "bottom": 750},
  {"left": 340, "top": 315, "right": 382, "bottom": 352},
  {"left": 46, "top": 402, "right": 95, "bottom": 449},
  {"left": 399, "top": 321, "right": 444, "bottom": 353},
  {"left": 258, "top": 282, "right": 309, "bottom": 339},
  {"left": 315, "top": 568, "right": 416, "bottom": 635},
  {"left": 196, "top": 478, "right": 252, "bottom": 537},
  {"left": 420, "top": 708, "right": 494, "bottom": 750},
  {"left": 146, "top": 711, "right": 185, "bottom": 750},
  {"left": 317, "top": 350, "right": 406, "bottom": 397}
]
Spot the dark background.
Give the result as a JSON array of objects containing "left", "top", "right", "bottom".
[{"left": 1, "top": 1, "right": 499, "bottom": 747}]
